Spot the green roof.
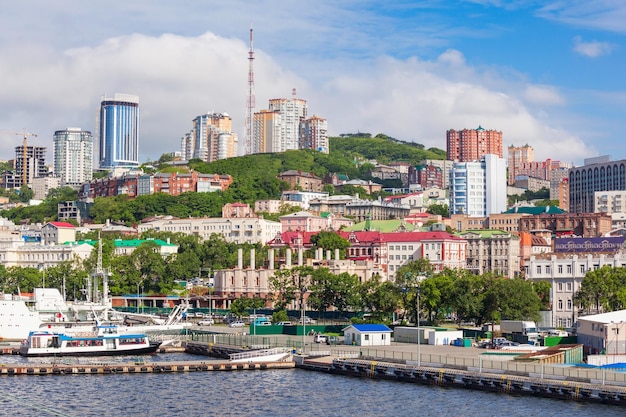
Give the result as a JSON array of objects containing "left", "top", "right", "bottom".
[
  {"left": 456, "top": 229, "right": 517, "bottom": 239},
  {"left": 344, "top": 220, "right": 417, "bottom": 233},
  {"left": 503, "top": 206, "right": 566, "bottom": 215}
]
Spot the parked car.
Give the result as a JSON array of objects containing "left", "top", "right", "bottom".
[
  {"left": 274, "top": 321, "right": 292, "bottom": 326},
  {"left": 301, "top": 316, "right": 317, "bottom": 324},
  {"left": 314, "top": 334, "right": 328, "bottom": 344},
  {"left": 229, "top": 321, "right": 245, "bottom": 328},
  {"left": 197, "top": 318, "right": 214, "bottom": 326},
  {"left": 326, "top": 336, "right": 343, "bottom": 345}
]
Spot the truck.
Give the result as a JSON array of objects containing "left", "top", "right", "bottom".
[{"left": 500, "top": 320, "right": 539, "bottom": 343}]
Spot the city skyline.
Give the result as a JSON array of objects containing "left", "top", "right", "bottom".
[{"left": 0, "top": 1, "right": 625, "bottom": 165}]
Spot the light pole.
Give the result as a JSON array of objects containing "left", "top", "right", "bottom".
[{"left": 301, "top": 286, "right": 307, "bottom": 354}]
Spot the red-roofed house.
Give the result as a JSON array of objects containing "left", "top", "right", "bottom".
[{"left": 42, "top": 222, "right": 76, "bottom": 245}]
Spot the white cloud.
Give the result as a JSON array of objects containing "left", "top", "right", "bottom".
[
  {"left": 537, "top": 1, "right": 626, "bottom": 33},
  {"left": 522, "top": 85, "right": 565, "bottom": 106},
  {"left": 572, "top": 36, "right": 615, "bottom": 57},
  {"left": 0, "top": 29, "right": 597, "bottom": 167}
]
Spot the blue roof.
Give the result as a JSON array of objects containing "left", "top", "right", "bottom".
[{"left": 350, "top": 324, "right": 392, "bottom": 333}]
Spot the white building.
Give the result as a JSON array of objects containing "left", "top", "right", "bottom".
[
  {"left": 450, "top": 154, "right": 506, "bottom": 217},
  {"left": 268, "top": 97, "right": 307, "bottom": 152},
  {"left": 525, "top": 253, "right": 626, "bottom": 329},
  {"left": 31, "top": 176, "right": 61, "bottom": 200},
  {"left": 52, "top": 128, "right": 94, "bottom": 186},
  {"left": 576, "top": 310, "right": 626, "bottom": 357},
  {"left": 137, "top": 216, "right": 281, "bottom": 245},
  {"left": 343, "top": 324, "right": 392, "bottom": 346},
  {"left": 595, "top": 190, "right": 626, "bottom": 215},
  {"left": 0, "top": 243, "right": 93, "bottom": 269}
]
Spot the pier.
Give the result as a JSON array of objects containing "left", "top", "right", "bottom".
[{"left": 0, "top": 359, "right": 294, "bottom": 376}]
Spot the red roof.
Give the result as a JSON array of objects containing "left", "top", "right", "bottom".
[{"left": 47, "top": 222, "right": 76, "bottom": 229}]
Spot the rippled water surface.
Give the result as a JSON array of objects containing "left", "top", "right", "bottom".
[{"left": 0, "top": 353, "right": 618, "bottom": 417}]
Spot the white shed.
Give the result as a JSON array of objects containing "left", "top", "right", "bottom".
[{"left": 343, "top": 324, "right": 393, "bottom": 346}]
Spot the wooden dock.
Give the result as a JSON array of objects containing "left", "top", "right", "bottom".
[{"left": 0, "top": 360, "right": 294, "bottom": 376}]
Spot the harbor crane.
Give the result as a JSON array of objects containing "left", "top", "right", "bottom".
[{"left": 0, "top": 129, "right": 38, "bottom": 186}]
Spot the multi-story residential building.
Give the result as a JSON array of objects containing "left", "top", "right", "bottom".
[
  {"left": 280, "top": 211, "right": 332, "bottom": 232},
  {"left": 558, "top": 178, "right": 570, "bottom": 211},
  {"left": 0, "top": 243, "right": 93, "bottom": 269},
  {"left": 449, "top": 154, "right": 507, "bottom": 217},
  {"left": 137, "top": 216, "right": 281, "bottom": 245},
  {"left": 514, "top": 176, "right": 551, "bottom": 192},
  {"left": 345, "top": 199, "right": 411, "bottom": 223},
  {"left": 4, "top": 146, "right": 47, "bottom": 189},
  {"left": 384, "top": 193, "right": 425, "bottom": 212},
  {"left": 222, "top": 203, "right": 254, "bottom": 219},
  {"left": 181, "top": 112, "right": 238, "bottom": 162},
  {"left": 254, "top": 199, "right": 304, "bottom": 214},
  {"left": 281, "top": 191, "right": 329, "bottom": 210},
  {"left": 419, "top": 159, "right": 455, "bottom": 189},
  {"left": 58, "top": 201, "right": 91, "bottom": 225},
  {"left": 594, "top": 190, "right": 626, "bottom": 214},
  {"left": 278, "top": 170, "right": 323, "bottom": 192},
  {"left": 370, "top": 164, "right": 407, "bottom": 186},
  {"left": 98, "top": 93, "right": 139, "bottom": 169},
  {"left": 308, "top": 194, "right": 356, "bottom": 215},
  {"left": 525, "top": 252, "right": 626, "bottom": 329},
  {"left": 79, "top": 172, "right": 232, "bottom": 200},
  {"left": 568, "top": 156, "right": 626, "bottom": 213},
  {"left": 550, "top": 167, "right": 570, "bottom": 201},
  {"left": 52, "top": 128, "right": 93, "bottom": 186},
  {"left": 507, "top": 144, "right": 534, "bottom": 185},
  {"left": 299, "top": 115, "right": 328, "bottom": 153},
  {"left": 518, "top": 212, "right": 612, "bottom": 238},
  {"left": 409, "top": 164, "right": 444, "bottom": 190},
  {"left": 268, "top": 96, "right": 308, "bottom": 152},
  {"left": 41, "top": 222, "right": 76, "bottom": 245},
  {"left": 457, "top": 229, "right": 520, "bottom": 278},
  {"left": 446, "top": 126, "right": 502, "bottom": 162},
  {"left": 252, "top": 109, "right": 281, "bottom": 153},
  {"left": 31, "top": 176, "right": 61, "bottom": 200}
]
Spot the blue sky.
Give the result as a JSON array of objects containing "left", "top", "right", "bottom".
[{"left": 0, "top": 0, "right": 625, "bottom": 165}]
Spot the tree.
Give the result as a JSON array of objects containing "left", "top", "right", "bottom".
[
  {"left": 309, "top": 231, "right": 350, "bottom": 258},
  {"left": 270, "top": 266, "right": 314, "bottom": 311},
  {"left": 18, "top": 185, "right": 34, "bottom": 203},
  {"left": 426, "top": 203, "right": 449, "bottom": 217}
]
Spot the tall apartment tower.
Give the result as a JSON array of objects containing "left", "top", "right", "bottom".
[
  {"left": 450, "top": 154, "right": 507, "bottom": 217},
  {"left": 98, "top": 93, "right": 140, "bottom": 169},
  {"left": 507, "top": 144, "right": 534, "bottom": 185},
  {"left": 446, "top": 126, "right": 503, "bottom": 162},
  {"left": 181, "top": 112, "right": 238, "bottom": 162},
  {"left": 12, "top": 146, "right": 47, "bottom": 188},
  {"left": 53, "top": 128, "right": 94, "bottom": 186},
  {"left": 253, "top": 110, "right": 281, "bottom": 153},
  {"left": 299, "top": 115, "right": 328, "bottom": 153},
  {"left": 268, "top": 93, "right": 307, "bottom": 152}
]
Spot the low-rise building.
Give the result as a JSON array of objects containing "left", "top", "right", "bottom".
[{"left": 456, "top": 229, "right": 520, "bottom": 278}]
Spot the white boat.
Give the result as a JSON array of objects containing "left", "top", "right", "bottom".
[
  {"left": 19, "top": 324, "right": 161, "bottom": 357},
  {"left": 229, "top": 348, "right": 293, "bottom": 363}
]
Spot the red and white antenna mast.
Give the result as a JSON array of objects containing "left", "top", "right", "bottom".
[{"left": 245, "top": 25, "right": 256, "bottom": 155}]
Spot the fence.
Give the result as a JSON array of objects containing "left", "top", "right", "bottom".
[{"left": 356, "top": 347, "right": 626, "bottom": 385}]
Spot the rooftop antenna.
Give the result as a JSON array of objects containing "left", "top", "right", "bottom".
[{"left": 245, "top": 24, "right": 256, "bottom": 155}]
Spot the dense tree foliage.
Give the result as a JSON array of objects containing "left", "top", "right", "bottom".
[
  {"left": 575, "top": 266, "right": 626, "bottom": 313},
  {"left": 330, "top": 136, "right": 446, "bottom": 165}
]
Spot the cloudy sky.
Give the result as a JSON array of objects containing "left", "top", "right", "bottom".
[{"left": 1, "top": 1, "right": 625, "bottom": 165}]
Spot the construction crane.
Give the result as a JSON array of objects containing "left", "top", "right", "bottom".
[{"left": 0, "top": 129, "right": 37, "bottom": 186}]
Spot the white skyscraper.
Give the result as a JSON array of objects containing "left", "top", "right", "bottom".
[
  {"left": 450, "top": 154, "right": 506, "bottom": 217},
  {"left": 53, "top": 128, "right": 93, "bottom": 186},
  {"left": 268, "top": 95, "right": 307, "bottom": 152}
]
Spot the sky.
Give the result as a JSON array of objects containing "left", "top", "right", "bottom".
[{"left": 1, "top": 1, "right": 625, "bottom": 166}]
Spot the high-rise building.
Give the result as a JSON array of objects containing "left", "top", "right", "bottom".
[
  {"left": 53, "top": 128, "right": 93, "bottom": 186},
  {"left": 507, "top": 144, "right": 534, "bottom": 185},
  {"left": 450, "top": 154, "right": 506, "bottom": 217},
  {"left": 252, "top": 110, "right": 281, "bottom": 153},
  {"left": 8, "top": 146, "right": 47, "bottom": 188},
  {"left": 181, "top": 112, "right": 237, "bottom": 162},
  {"left": 98, "top": 93, "right": 139, "bottom": 169},
  {"left": 569, "top": 156, "right": 626, "bottom": 213},
  {"left": 299, "top": 116, "right": 328, "bottom": 154},
  {"left": 446, "top": 126, "right": 503, "bottom": 162},
  {"left": 268, "top": 95, "right": 307, "bottom": 152}
]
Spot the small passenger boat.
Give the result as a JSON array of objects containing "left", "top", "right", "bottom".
[{"left": 19, "top": 324, "right": 161, "bottom": 357}]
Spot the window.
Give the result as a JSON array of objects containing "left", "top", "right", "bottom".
[
  {"left": 558, "top": 265, "right": 563, "bottom": 274},
  {"left": 536, "top": 266, "right": 542, "bottom": 274},
  {"left": 567, "top": 265, "right": 572, "bottom": 274},
  {"left": 364, "top": 334, "right": 369, "bottom": 341},
  {"left": 580, "top": 265, "right": 586, "bottom": 274},
  {"left": 558, "top": 299, "right": 563, "bottom": 310},
  {"left": 566, "top": 282, "right": 572, "bottom": 292},
  {"left": 557, "top": 282, "right": 563, "bottom": 291},
  {"left": 567, "top": 299, "right": 572, "bottom": 310}
]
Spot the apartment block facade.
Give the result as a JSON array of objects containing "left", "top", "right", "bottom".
[{"left": 446, "top": 126, "right": 502, "bottom": 162}]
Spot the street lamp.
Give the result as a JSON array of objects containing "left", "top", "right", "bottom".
[
  {"left": 403, "top": 273, "right": 423, "bottom": 367},
  {"left": 301, "top": 286, "right": 307, "bottom": 354}
]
